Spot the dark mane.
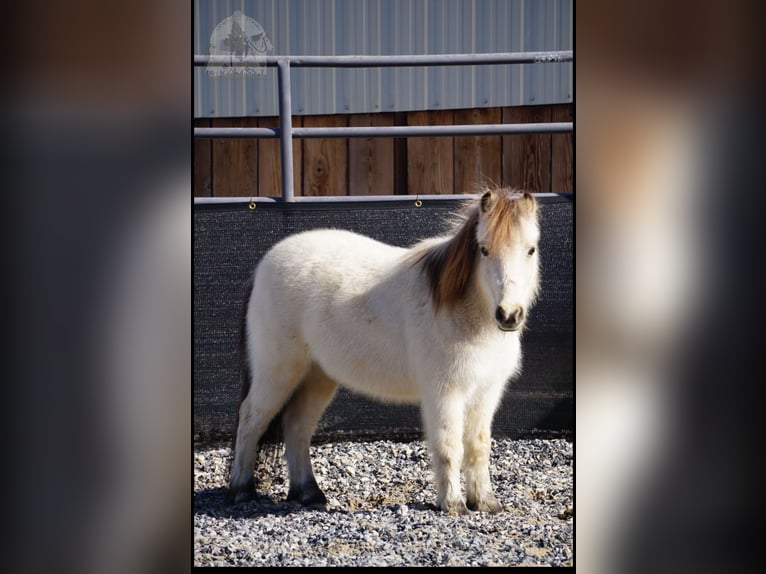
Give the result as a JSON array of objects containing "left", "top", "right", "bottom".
[
  {"left": 418, "top": 207, "right": 480, "bottom": 311},
  {"left": 414, "top": 187, "right": 536, "bottom": 311}
]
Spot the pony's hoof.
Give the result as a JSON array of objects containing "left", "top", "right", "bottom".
[
  {"left": 287, "top": 482, "right": 328, "bottom": 508},
  {"left": 229, "top": 477, "right": 255, "bottom": 505},
  {"left": 231, "top": 488, "right": 254, "bottom": 505},
  {"left": 467, "top": 496, "right": 503, "bottom": 514},
  {"left": 442, "top": 500, "right": 470, "bottom": 516}
]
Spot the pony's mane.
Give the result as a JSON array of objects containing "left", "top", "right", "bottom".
[{"left": 413, "top": 187, "right": 537, "bottom": 311}]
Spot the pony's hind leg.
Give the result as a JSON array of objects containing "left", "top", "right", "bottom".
[
  {"left": 229, "top": 359, "right": 310, "bottom": 504},
  {"left": 229, "top": 402, "right": 274, "bottom": 504},
  {"left": 281, "top": 363, "right": 338, "bottom": 507}
]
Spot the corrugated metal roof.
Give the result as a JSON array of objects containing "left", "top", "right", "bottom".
[{"left": 194, "top": 0, "right": 572, "bottom": 118}]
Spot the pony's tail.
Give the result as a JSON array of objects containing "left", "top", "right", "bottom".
[{"left": 229, "top": 275, "right": 284, "bottom": 484}]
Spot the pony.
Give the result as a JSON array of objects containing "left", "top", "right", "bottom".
[{"left": 229, "top": 186, "right": 540, "bottom": 515}]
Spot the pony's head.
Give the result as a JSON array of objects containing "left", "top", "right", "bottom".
[
  {"left": 474, "top": 188, "right": 540, "bottom": 331},
  {"left": 419, "top": 187, "right": 540, "bottom": 331}
]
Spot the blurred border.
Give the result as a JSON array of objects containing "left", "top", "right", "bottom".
[
  {"left": 578, "top": 1, "right": 762, "bottom": 573},
  {"left": 5, "top": 2, "right": 190, "bottom": 574},
  {"left": 4, "top": 1, "right": 765, "bottom": 572}
]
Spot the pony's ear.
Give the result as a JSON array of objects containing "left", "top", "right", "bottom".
[
  {"left": 480, "top": 190, "right": 494, "bottom": 213},
  {"left": 522, "top": 191, "right": 538, "bottom": 209}
]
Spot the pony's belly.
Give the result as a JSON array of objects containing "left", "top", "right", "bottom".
[
  {"left": 303, "top": 290, "right": 422, "bottom": 403},
  {"left": 316, "top": 358, "right": 421, "bottom": 404}
]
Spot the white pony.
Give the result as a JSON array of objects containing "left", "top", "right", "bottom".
[{"left": 229, "top": 187, "right": 540, "bottom": 515}]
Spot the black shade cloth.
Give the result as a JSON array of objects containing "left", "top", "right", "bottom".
[{"left": 194, "top": 196, "right": 573, "bottom": 445}]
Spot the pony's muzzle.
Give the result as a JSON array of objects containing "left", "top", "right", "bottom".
[{"left": 495, "top": 305, "right": 525, "bottom": 331}]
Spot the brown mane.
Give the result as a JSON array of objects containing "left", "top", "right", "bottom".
[{"left": 415, "top": 187, "right": 536, "bottom": 311}]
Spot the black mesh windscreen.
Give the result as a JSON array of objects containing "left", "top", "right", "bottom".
[{"left": 194, "top": 197, "right": 572, "bottom": 445}]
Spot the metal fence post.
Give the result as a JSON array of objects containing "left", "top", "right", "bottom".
[{"left": 277, "top": 60, "right": 295, "bottom": 202}]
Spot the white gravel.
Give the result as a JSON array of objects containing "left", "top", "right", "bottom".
[{"left": 194, "top": 438, "right": 573, "bottom": 567}]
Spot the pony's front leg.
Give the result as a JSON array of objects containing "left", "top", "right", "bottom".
[
  {"left": 462, "top": 384, "right": 505, "bottom": 513},
  {"left": 421, "top": 388, "right": 469, "bottom": 516}
]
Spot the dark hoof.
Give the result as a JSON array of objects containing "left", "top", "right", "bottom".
[
  {"left": 229, "top": 477, "right": 255, "bottom": 505},
  {"left": 287, "top": 480, "right": 328, "bottom": 507}
]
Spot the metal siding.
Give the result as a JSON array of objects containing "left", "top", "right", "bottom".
[
  {"left": 558, "top": 0, "right": 573, "bottom": 101},
  {"left": 194, "top": 0, "right": 572, "bottom": 117},
  {"left": 475, "top": 0, "right": 495, "bottom": 108}
]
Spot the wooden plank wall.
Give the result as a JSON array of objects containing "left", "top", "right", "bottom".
[{"left": 194, "top": 104, "right": 573, "bottom": 198}]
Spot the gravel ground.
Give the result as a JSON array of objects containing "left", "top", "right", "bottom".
[{"left": 194, "top": 438, "right": 573, "bottom": 567}]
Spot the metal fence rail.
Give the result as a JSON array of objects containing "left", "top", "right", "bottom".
[
  {"left": 194, "top": 192, "right": 571, "bottom": 205},
  {"left": 195, "top": 50, "right": 572, "bottom": 68},
  {"left": 193, "top": 51, "right": 573, "bottom": 203},
  {"left": 195, "top": 123, "right": 573, "bottom": 139}
]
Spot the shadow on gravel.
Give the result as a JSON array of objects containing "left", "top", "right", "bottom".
[
  {"left": 193, "top": 487, "right": 325, "bottom": 519},
  {"left": 194, "top": 487, "right": 439, "bottom": 519}
]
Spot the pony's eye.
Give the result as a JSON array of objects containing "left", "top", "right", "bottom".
[
  {"left": 528, "top": 247, "right": 536, "bottom": 257},
  {"left": 480, "top": 245, "right": 490, "bottom": 257}
]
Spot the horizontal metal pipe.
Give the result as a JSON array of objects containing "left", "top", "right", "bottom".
[
  {"left": 194, "top": 51, "right": 572, "bottom": 68},
  {"left": 194, "top": 122, "right": 573, "bottom": 139},
  {"left": 195, "top": 127, "right": 279, "bottom": 138},
  {"left": 194, "top": 193, "right": 571, "bottom": 205}
]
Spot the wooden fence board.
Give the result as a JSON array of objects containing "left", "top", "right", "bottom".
[
  {"left": 393, "top": 112, "right": 408, "bottom": 195},
  {"left": 302, "top": 115, "right": 349, "bottom": 196},
  {"left": 502, "top": 106, "right": 552, "bottom": 194},
  {"left": 211, "top": 117, "right": 258, "bottom": 197},
  {"left": 454, "top": 108, "right": 503, "bottom": 194},
  {"left": 349, "top": 114, "right": 395, "bottom": 195},
  {"left": 407, "top": 110, "right": 454, "bottom": 195}
]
